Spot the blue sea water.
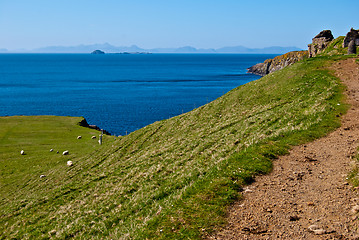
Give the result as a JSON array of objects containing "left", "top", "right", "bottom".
[{"left": 0, "top": 54, "right": 276, "bottom": 135}]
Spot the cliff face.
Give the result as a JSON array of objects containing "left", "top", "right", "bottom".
[{"left": 247, "top": 50, "right": 308, "bottom": 76}]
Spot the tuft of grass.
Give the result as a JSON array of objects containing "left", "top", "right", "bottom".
[
  {"left": 348, "top": 157, "right": 359, "bottom": 187},
  {"left": 0, "top": 55, "right": 352, "bottom": 239}
]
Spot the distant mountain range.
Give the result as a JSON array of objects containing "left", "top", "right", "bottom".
[{"left": 1, "top": 43, "right": 302, "bottom": 54}]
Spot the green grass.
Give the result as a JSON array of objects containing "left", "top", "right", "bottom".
[
  {"left": 0, "top": 55, "right": 351, "bottom": 239},
  {"left": 0, "top": 116, "right": 111, "bottom": 192},
  {"left": 321, "top": 36, "right": 359, "bottom": 56}
]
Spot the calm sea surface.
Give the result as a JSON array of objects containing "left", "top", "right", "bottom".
[{"left": 0, "top": 54, "right": 276, "bottom": 135}]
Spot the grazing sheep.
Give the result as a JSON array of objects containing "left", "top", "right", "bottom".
[
  {"left": 67, "top": 161, "right": 73, "bottom": 166},
  {"left": 50, "top": 149, "right": 54, "bottom": 152},
  {"left": 20, "top": 150, "right": 25, "bottom": 155},
  {"left": 62, "top": 150, "right": 69, "bottom": 155},
  {"left": 77, "top": 136, "right": 82, "bottom": 139},
  {"left": 40, "top": 175, "right": 46, "bottom": 178},
  {"left": 91, "top": 136, "right": 96, "bottom": 139}
]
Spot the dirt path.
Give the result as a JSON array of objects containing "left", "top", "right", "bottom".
[{"left": 208, "top": 58, "right": 359, "bottom": 239}]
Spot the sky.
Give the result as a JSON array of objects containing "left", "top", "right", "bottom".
[{"left": 0, "top": 0, "right": 358, "bottom": 51}]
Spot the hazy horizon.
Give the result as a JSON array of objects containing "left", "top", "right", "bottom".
[
  {"left": 0, "top": 0, "right": 357, "bottom": 51},
  {"left": 0, "top": 42, "right": 303, "bottom": 54}
]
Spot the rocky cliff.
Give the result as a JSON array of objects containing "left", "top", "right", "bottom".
[
  {"left": 248, "top": 28, "right": 358, "bottom": 77},
  {"left": 308, "top": 30, "right": 334, "bottom": 57},
  {"left": 247, "top": 50, "right": 308, "bottom": 76}
]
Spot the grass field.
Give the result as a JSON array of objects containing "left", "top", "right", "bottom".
[{"left": 0, "top": 55, "right": 351, "bottom": 239}]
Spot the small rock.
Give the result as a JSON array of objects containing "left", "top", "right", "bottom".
[
  {"left": 77, "top": 136, "right": 82, "bottom": 139},
  {"left": 305, "top": 156, "right": 317, "bottom": 162},
  {"left": 307, "top": 202, "right": 315, "bottom": 206},
  {"left": 308, "top": 225, "right": 326, "bottom": 235},
  {"left": 243, "top": 187, "right": 253, "bottom": 193},
  {"left": 50, "top": 149, "right": 54, "bottom": 152},
  {"left": 67, "top": 161, "right": 73, "bottom": 167},
  {"left": 308, "top": 225, "right": 319, "bottom": 230},
  {"left": 313, "top": 229, "right": 326, "bottom": 235},
  {"left": 266, "top": 208, "right": 273, "bottom": 213},
  {"left": 40, "top": 175, "right": 46, "bottom": 178},
  {"left": 351, "top": 205, "right": 359, "bottom": 214},
  {"left": 56, "top": 151, "right": 59, "bottom": 154},
  {"left": 20, "top": 150, "right": 25, "bottom": 155},
  {"left": 289, "top": 215, "right": 300, "bottom": 221},
  {"left": 91, "top": 136, "right": 96, "bottom": 139},
  {"left": 62, "top": 150, "right": 69, "bottom": 155}
]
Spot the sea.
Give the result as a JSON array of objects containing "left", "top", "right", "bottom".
[{"left": 0, "top": 54, "right": 276, "bottom": 136}]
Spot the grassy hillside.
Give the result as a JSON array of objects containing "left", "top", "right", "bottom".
[
  {"left": 0, "top": 56, "right": 350, "bottom": 239},
  {"left": 321, "top": 36, "right": 359, "bottom": 56}
]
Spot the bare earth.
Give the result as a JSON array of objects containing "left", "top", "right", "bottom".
[{"left": 208, "top": 58, "right": 359, "bottom": 239}]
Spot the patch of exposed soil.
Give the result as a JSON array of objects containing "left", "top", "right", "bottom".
[{"left": 208, "top": 58, "right": 359, "bottom": 239}]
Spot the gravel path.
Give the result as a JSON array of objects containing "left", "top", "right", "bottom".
[{"left": 208, "top": 58, "right": 359, "bottom": 239}]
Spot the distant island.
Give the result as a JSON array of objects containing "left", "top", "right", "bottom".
[{"left": 91, "top": 49, "right": 105, "bottom": 54}]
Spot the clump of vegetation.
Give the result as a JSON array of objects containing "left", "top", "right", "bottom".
[
  {"left": 0, "top": 55, "right": 349, "bottom": 239},
  {"left": 321, "top": 36, "right": 347, "bottom": 56}
]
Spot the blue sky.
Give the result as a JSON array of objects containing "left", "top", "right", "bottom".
[{"left": 0, "top": 0, "right": 357, "bottom": 50}]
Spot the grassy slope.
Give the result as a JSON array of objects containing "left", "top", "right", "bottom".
[{"left": 0, "top": 55, "right": 350, "bottom": 239}]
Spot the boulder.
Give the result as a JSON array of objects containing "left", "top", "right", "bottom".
[
  {"left": 343, "top": 28, "right": 359, "bottom": 48},
  {"left": 348, "top": 40, "right": 357, "bottom": 54},
  {"left": 313, "top": 30, "right": 334, "bottom": 40},
  {"left": 308, "top": 30, "right": 334, "bottom": 57}
]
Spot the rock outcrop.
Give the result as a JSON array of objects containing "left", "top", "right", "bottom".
[
  {"left": 348, "top": 40, "right": 357, "bottom": 54},
  {"left": 78, "top": 118, "right": 111, "bottom": 135},
  {"left": 247, "top": 51, "right": 308, "bottom": 76},
  {"left": 308, "top": 30, "right": 334, "bottom": 57},
  {"left": 343, "top": 28, "right": 359, "bottom": 48}
]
